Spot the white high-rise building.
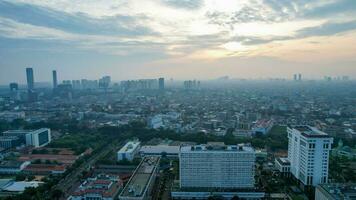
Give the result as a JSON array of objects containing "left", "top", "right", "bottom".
[
  {"left": 179, "top": 142, "right": 255, "bottom": 189},
  {"left": 25, "top": 128, "right": 51, "bottom": 148},
  {"left": 287, "top": 126, "right": 333, "bottom": 186}
]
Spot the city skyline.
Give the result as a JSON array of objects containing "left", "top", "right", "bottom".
[{"left": 1, "top": 0, "right": 356, "bottom": 84}]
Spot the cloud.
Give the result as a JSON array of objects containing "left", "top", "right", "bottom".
[
  {"left": 297, "top": 20, "right": 356, "bottom": 37},
  {"left": 161, "top": 0, "right": 203, "bottom": 10},
  {"left": 0, "top": 1, "right": 156, "bottom": 36},
  {"left": 302, "top": 0, "right": 356, "bottom": 18}
]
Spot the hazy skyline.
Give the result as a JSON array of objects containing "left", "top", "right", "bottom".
[{"left": 1, "top": 0, "right": 356, "bottom": 84}]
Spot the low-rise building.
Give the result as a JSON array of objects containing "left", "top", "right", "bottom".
[
  {"left": 117, "top": 141, "right": 141, "bottom": 162},
  {"left": 0, "top": 161, "right": 30, "bottom": 174},
  {"left": 274, "top": 157, "right": 290, "bottom": 175},
  {"left": 252, "top": 119, "right": 274, "bottom": 135},
  {"left": 315, "top": 183, "right": 356, "bottom": 200},
  {"left": 0, "top": 136, "right": 21, "bottom": 149},
  {"left": 0, "top": 181, "right": 43, "bottom": 195},
  {"left": 119, "top": 156, "right": 160, "bottom": 200},
  {"left": 23, "top": 164, "right": 66, "bottom": 175},
  {"left": 139, "top": 145, "right": 180, "bottom": 157},
  {"left": 68, "top": 174, "right": 123, "bottom": 200}
]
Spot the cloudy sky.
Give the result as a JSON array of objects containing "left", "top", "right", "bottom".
[{"left": 0, "top": 0, "right": 356, "bottom": 84}]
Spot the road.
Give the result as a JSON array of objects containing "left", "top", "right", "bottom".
[{"left": 54, "top": 140, "right": 122, "bottom": 199}]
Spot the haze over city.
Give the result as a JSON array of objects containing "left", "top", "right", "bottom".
[
  {"left": 1, "top": 0, "right": 356, "bottom": 84},
  {"left": 0, "top": 1, "right": 356, "bottom": 200}
]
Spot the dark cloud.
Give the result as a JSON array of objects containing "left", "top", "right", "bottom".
[
  {"left": 0, "top": 1, "right": 156, "bottom": 36},
  {"left": 162, "top": 0, "right": 203, "bottom": 10}
]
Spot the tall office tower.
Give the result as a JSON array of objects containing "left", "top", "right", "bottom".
[
  {"left": 298, "top": 73, "right": 302, "bottom": 81},
  {"left": 287, "top": 126, "right": 333, "bottom": 186},
  {"left": 26, "top": 68, "right": 34, "bottom": 90},
  {"left": 158, "top": 77, "right": 165, "bottom": 90},
  {"left": 52, "top": 70, "right": 57, "bottom": 88},
  {"left": 180, "top": 143, "right": 255, "bottom": 189},
  {"left": 293, "top": 74, "right": 297, "bottom": 81}
]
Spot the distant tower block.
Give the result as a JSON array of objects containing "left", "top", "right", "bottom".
[
  {"left": 158, "top": 77, "right": 165, "bottom": 90},
  {"left": 26, "top": 67, "right": 34, "bottom": 90},
  {"left": 52, "top": 70, "right": 58, "bottom": 88}
]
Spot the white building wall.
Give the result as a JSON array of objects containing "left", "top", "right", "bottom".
[
  {"left": 180, "top": 148, "right": 255, "bottom": 188},
  {"left": 287, "top": 127, "right": 333, "bottom": 186}
]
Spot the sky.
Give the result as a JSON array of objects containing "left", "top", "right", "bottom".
[{"left": 0, "top": 0, "right": 356, "bottom": 84}]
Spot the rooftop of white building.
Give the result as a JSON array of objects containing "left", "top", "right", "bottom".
[
  {"left": 291, "top": 125, "right": 331, "bottom": 138},
  {"left": 180, "top": 142, "right": 254, "bottom": 152},
  {"left": 118, "top": 141, "right": 140, "bottom": 154}
]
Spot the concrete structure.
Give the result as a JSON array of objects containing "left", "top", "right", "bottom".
[
  {"left": 252, "top": 119, "right": 273, "bottom": 135},
  {"left": 0, "top": 161, "right": 30, "bottom": 174},
  {"left": 274, "top": 157, "right": 290, "bottom": 175},
  {"left": 1, "top": 181, "right": 43, "bottom": 195},
  {"left": 25, "top": 128, "right": 51, "bottom": 148},
  {"left": 99, "top": 76, "right": 111, "bottom": 89},
  {"left": 52, "top": 70, "right": 58, "bottom": 88},
  {"left": 315, "top": 184, "right": 356, "bottom": 200},
  {"left": 287, "top": 126, "right": 333, "bottom": 186},
  {"left": 26, "top": 67, "right": 34, "bottom": 90},
  {"left": 68, "top": 174, "right": 122, "bottom": 200},
  {"left": 139, "top": 145, "right": 180, "bottom": 157},
  {"left": 9, "top": 83, "right": 18, "bottom": 91},
  {"left": 119, "top": 156, "right": 160, "bottom": 200},
  {"left": 117, "top": 141, "right": 141, "bottom": 162},
  {"left": 171, "top": 190, "right": 265, "bottom": 200},
  {"left": 180, "top": 142, "right": 255, "bottom": 189},
  {"left": 158, "top": 78, "right": 164, "bottom": 90},
  {"left": 0, "top": 136, "right": 21, "bottom": 149},
  {"left": 332, "top": 140, "right": 356, "bottom": 160},
  {"left": 2, "top": 130, "right": 30, "bottom": 144}
]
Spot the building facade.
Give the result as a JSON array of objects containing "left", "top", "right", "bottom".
[
  {"left": 117, "top": 141, "right": 141, "bottom": 162},
  {"left": 0, "top": 136, "right": 21, "bottom": 149},
  {"left": 287, "top": 126, "right": 333, "bottom": 186},
  {"left": 26, "top": 68, "right": 34, "bottom": 90},
  {"left": 69, "top": 174, "right": 122, "bottom": 200},
  {"left": 25, "top": 128, "right": 51, "bottom": 148},
  {"left": 179, "top": 143, "right": 255, "bottom": 189}
]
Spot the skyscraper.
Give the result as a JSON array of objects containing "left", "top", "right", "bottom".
[
  {"left": 158, "top": 77, "right": 165, "bottom": 90},
  {"left": 52, "top": 70, "right": 57, "bottom": 88},
  {"left": 26, "top": 68, "right": 34, "bottom": 90},
  {"left": 287, "top": 126, "right": 333, "bottom": 186},
  {"left": 298, "top": 73, "right": 302, "bottom": 81}
]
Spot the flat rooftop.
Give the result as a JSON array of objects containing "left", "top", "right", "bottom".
[
  {"left": 180, "top": 143, "right": 254, "bottom": 152},
  {"left": 318, "top": 184, "right": 356, "bottom": 199},
  {"left": 276, "top": 157, "right": 290, "bottom": 166},
  {"left": 292, "top": 125, "right": 330, "bottom": 138},
  {"left": 120, "top": 156, "right": 160, "bottom": 198},
  {"left": 3, "top": 128, "right": 49, "bottom": 134},
  {"left": 118, "top": 141, "right": 140, "bottom": 154},
  {"left": 140, "top": 145, "right": 180, "bottom": 154}
]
